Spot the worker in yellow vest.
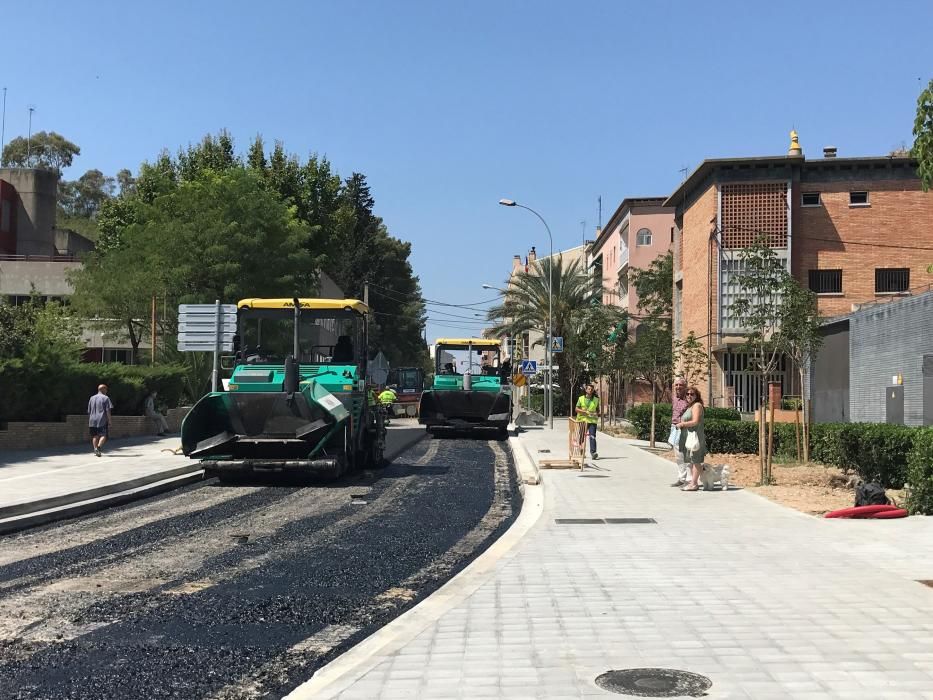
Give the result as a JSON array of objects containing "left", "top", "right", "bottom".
[{"left": 575, "top": 383, "right": 600, "bottom": 459}]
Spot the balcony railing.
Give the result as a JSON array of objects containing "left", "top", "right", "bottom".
[
  {"left": 617, "top": 246, "right": 629, "bottom": 270},
  {"left": 0, "top": 253, "right": 80, "bottom": 262}
]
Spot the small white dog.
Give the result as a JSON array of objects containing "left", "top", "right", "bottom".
[{"left": 698, "top": 463, "right": 731, "bottom": 491}]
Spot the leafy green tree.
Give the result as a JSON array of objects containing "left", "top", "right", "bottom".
[
  {"left": 1, "top": 131, "right": 80, "bottom": 173},
  {"left": 627, "top": 250, "right": 675, "bottom": 445},
  {"left": 70, "top": 168, "right": 318, "bottom": 363},
  {"left": 777, "top": 277, "right": 823, "bottom": 462},
  {"left": 116, "top": 169, "right": 135, "bottom": 196},
  {"left": 674, "top": 331, "right": 709, "bottom": 389},
  {"left": 913, "top": 78, "right": 933, "bottom": 191},
  {"left": 0, "top": 297, "right": 83, "bottom": 366},
  {"left": 487, "top": 256, "right": 596, "bottom": 414},
  {"left": 730, "top": 238, "right": 788, "bottom": 484},
  {"left": 565, "top": 303, "right": 628, "bottom": 424}
]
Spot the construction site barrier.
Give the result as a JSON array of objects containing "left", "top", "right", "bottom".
[{"left": 540, "top": 418, "right": 586, "bottom": 470}]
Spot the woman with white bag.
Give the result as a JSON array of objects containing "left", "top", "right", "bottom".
[{"left": 676, "top": 387, "right": 707, "bottom": 491}]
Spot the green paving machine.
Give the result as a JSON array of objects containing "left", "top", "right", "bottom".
[
  {"left": 181, "top": 298, "right": 385, "bottom": 480},
  {"left": 418, "top": 338, "right": 512, "bottom": 437}
]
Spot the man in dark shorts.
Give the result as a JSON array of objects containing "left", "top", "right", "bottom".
[{"left": 88, "top": 384, "right": 114, "bottom": 457}]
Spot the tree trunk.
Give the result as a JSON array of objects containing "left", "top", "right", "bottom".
[
  {"left": 799, "top": 366, "right": 810, "bottom": 463},
  {"left": 794, "top": 401, "right": 801, "bottom": 462},
  {"left": 649, "top": 381, "right": 657, "bottom": 448}
]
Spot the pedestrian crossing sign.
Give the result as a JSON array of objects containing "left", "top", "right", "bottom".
[
  {"left": 550, "top": 336, "right": 564, "bottom": 353},
  {"left": 520, "top": 359, "right": 538, "bottom": 375}
]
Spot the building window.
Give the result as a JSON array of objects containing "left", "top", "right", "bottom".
[
  {"left": 636, "top": 228, "right": 652, "bottom": 246},
  {"left": 875, "top": 268, "right": 909, "bottom": 294},
  {"left": 849, "top": 191, "right": 869, "bottom": 206},
  {"left": 801, "top": 192, "right": 821, "bottom": 207},
  {"left": 808, "top": 269, "right": 842, "bottom": 294}
]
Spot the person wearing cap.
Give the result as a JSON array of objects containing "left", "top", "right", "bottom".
[{"left": 88, "top": 384, "right": 114, "bottom": 457}]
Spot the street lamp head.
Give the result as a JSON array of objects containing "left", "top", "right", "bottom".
[
  {"left": 498, "top": 198, "right": 516, "bottom": 207},
  {"left": 481, "top": 284, "right": 493, "bottom": 289}
]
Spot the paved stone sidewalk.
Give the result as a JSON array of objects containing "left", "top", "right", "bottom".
[
  {"left": 0, "top": 434, "right": 191, "bottom": 513},
  {"left": 307, "top": 420, "right": 933, "bottom": 699}
]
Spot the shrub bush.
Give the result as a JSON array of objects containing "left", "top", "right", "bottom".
[
  {"left": 628, "top": 403, "right": 741, "bottom": 442},
  {"left": 906, "top": 428, "right": 933, "bottom": 515},
  {"left": 704, "top": 419, "right": 760, "bottom": 454},
  {"left": 846, "top": 423, "right": 915, "bottom": 489},
  {"left": 0, "top": 361, "right": 187, "bottom": 422}
]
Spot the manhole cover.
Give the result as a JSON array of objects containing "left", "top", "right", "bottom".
[{"left": 595, "top": 668, "right": 711, "bottom": 697}]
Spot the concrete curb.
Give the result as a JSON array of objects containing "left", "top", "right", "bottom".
[
  {"left": 0, "top": 429, "right": 428, "bottom": 538},
  {"left": 285, "top": 441, "right": 545, "bottom": 700},
  {"left": 383, "top": 426, "right": 428, "bottom": 463},
  {"left": 0, "top": 469, "right": 205, "bottom": 535},
  {"left": 508, "top": 433, "right": 540, "bottom": 485}
]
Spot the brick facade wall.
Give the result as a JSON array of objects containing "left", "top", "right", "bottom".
[
  {"left": 678, "top": 184, "right": 718, "bottom": 351},
  {"left": 0, "top": 407, "right": 190, "bottom": 451},
  {"left": 793, "top": 178, "right": 932, "bottom": 318}
]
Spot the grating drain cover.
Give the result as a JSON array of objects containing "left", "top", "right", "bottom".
[
  {"left": 595, "top": 668, "right": 711, "bottom": 697},
  {"left": 579, "top": 474, "right": 609, "bottom": 478}
]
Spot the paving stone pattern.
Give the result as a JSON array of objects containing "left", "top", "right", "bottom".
[{"left": 332, "top": 422, "right": 933, "bottom": 699}]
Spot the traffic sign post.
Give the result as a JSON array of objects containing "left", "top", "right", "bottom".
[
  {"left": 520, "top": 359, "right": 538, "bottom": 376},
  {"left": 177, "top": 301, "right": 237, "bottom": 392}
]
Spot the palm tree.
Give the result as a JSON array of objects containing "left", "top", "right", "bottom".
[{"left": 486, "top": 256, "right": 599, "bottom": 414}]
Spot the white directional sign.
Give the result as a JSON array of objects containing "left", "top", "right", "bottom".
[
  {"left": 520, "top": 359, "right": 538, "bottom": 376},
  {"left": 177, "top": 303, "right": 237, "bottom": 352}
]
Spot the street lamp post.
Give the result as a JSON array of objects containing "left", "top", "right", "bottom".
[{"left": 498, "top": 198, "right": 554, "bottom": 430}]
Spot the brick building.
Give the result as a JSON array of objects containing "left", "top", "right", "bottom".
[
  {"left": 666, "top": 134, "right": 933, "bottom": 411},
  {"left": 587, "top": 197, "right": 674, "bottom": 408}
]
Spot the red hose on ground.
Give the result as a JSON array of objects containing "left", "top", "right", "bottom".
[{"left": 824, "top": 504, "right": 902, "bottom": 519}]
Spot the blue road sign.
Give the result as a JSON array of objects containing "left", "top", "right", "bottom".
[
  {"left": 550, "top": 336, "right": 564, "bottom": 353},
  {"left": 520, "top": 359, "right": 538, "bottom": 376}
]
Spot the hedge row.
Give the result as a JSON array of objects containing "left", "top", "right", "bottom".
[
  {"left": 0, "top": 360, "right": 187, "bottom": 422},
  {"left": 627, "top": 403, "right": 933, "bottom": 513},
  {"left": 628, "top": 403, "right": 741, "bottom": 443},
  {"left": 907, "top": 428, "right": 933, "bottom": 515}
]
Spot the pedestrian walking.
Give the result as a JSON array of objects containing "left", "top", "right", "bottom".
[
  {"left": 669, "top": 377, "right": 690, "bottom": 486},
  {"left": 676, "top": 386, "right": 707, "bottom": 491},
  {"left": 575, "top": 383, "right": 600, "bottom": 459},
  {"left": 144, "top": 389, "right": 169, "bottom": 436},
  {"left": 88, "top": 384, "right": 114, "bottom": 457}
]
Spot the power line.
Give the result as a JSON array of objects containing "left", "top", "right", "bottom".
[{"left": 368, "top": 283, "right": 499, "bottom": 309}]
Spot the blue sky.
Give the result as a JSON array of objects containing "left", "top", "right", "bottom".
[{"left": 4, "top": 1, "right": 930, "bottom": 345}]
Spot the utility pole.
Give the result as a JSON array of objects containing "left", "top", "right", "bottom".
[
  {"left": 363, "top": 282, "right": 369, "bottom": 307},
  {"left": 1, "top": 88, "right": 7, "bottom": 158},
  {"left": 27, "top": 107, "right": 35, "bottom": 165}
]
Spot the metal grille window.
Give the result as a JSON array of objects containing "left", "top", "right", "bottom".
[
  {"left": 808, "top": 269, "right": 842, "bottom": 294},
  {"left": 720, "top": 183, "right": 788, "bottom": 249},
  {"left": 875, "top": 268, "right": 909, "bottom": 294}
]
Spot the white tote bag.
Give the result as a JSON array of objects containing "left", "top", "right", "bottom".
[{"left": 684, "top": 430, "right": 700, "bottom": 455}]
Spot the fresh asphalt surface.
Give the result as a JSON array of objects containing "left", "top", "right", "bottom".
[{"left": 0, "top": 433, "right": 519, "bottom": 699}]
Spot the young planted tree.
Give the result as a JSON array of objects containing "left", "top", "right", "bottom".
[
  {"left": 674, "top": 331, "right": 709, "bottom": 388},
  {"left": 565, "top": 303, "right": 628, "bottom": 426},
  {"left": 729, "top": 238, "right": 788, "bottom": 484},
  {"left": 625, "top": 320, "right": 674, "bottom": 447},
  {"left": 628, "top": 251, "right": 674, "bottom": 446},
  {"left": 777, "top": 277, "right": 823, "bottom": 463}
]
